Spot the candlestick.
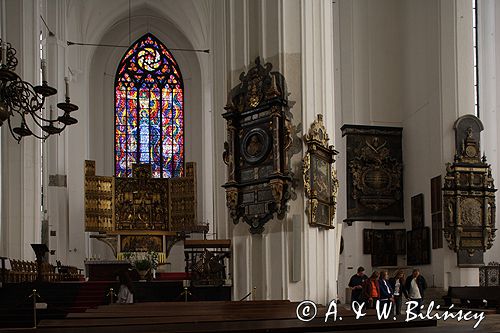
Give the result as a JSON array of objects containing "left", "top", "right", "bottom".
[
  {"left": 41, "top": 59, "right": 47, "bottom": 82},
  {"left": 64, "top": 76, "right": 70, "bottom": 99}
]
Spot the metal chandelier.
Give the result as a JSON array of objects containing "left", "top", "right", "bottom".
[{"left": 0, "top": 39, "right": 78, "bottom": 142}]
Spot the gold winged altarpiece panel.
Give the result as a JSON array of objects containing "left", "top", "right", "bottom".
[{"left": 84, "top": 160, "right": 207, "bottom": 261}]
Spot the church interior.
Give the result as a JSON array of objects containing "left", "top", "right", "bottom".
[{"left": 1, "top": 0, "right": 500, "bottom": 332}]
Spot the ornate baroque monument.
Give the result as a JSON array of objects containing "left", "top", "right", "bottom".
[
  {"left": 443, "top": 115, "right": 497, "bottom": 266},
  {"left": 222, "top": 57, "right": 295, "bottom": 234}
]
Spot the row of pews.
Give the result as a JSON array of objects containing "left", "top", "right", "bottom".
[
  {"left": 35, "top": 300, "right": 437, "bottom": 333},
  {"left": 0, "top": 259, "right": 83, "bottom": 283}
]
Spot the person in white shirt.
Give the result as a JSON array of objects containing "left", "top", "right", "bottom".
[
  {"left": 404, "top": 269, "right": 427, "bottom": 314},
  {"left": 389, "top": 270, "right": 408, "bottom": 315},
  {"left": 117, "top": 270, "right": 134, "bottom": 304}
]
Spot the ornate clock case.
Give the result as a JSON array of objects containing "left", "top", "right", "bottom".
[{"left": 222, "top": 57, "right": 294, "bottom": 234}]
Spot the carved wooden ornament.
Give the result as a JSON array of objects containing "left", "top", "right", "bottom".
[
  {"left": 303, "top": 114, "right": 339, "bottom": 228},
  {"left": 443, "top": 115, "right": 497, "bottom": 259},
  {"left": 222, "top": 57, "right": 295, "bottom": 234}
]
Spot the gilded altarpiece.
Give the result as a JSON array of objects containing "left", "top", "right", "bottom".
[
  {"left": 84, "top": 161, "right": 205, "bottom": 258},
  {"left": 443, "top": 115, "right": 497, "bottom": 266},
  {"left": 84, "top": 161, "right": 114, "bottom": 232},
  {"left": 222, "top": 57, "right": 295, "bottom": 234},
  {"left": 341, "top": 125, "right": 404, "bottom": 224},
  {"left": 303, "top": 114, "right": 339, "bottom": 228}
]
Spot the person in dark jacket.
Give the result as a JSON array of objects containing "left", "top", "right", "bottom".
[
  {"left": 405, "top": 269, "right": 427, "bottom": 314},
  {"left": 348, "top": 266, "right": 368, "bottom": 305},
  {"left": 389, "top": 270, "right": 408, "bottom": 315},
  {"left": 363, "top": 271, "right": 380, "bottom": 308},
  {"left": 378, "top": 271, "right": 394, "bottom": 308}
]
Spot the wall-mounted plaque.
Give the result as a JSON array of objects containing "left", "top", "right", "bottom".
[
  {"left": 431, "top": 176, "right": 443, "bottom": 249},
  {"left": 363, "top": 229, "right": 372, "bottom": 254},
  {"left": 407, "top": 227, "right": 431, "bottom": 266},
  {"left": 411, "top": 194, "right": 424, "bottom": 229},
  {"left": 363, "top": 229, "right": 406, "bottom": 266},
  {"left": 222, "top": 57, "right": 295, "bottom": 234},
  {"left": 340, "top": 125, "right": 403, "bottom": 224},
  {"left": 442, "top": 115, "right": 496, "bottom": 265},
  {"left": 303, "top": 114, "right": 339, "bottom": 229}
]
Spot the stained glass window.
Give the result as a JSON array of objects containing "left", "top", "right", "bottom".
[{"left": 115, "top": 33, "right": 184, "bottom": 178}]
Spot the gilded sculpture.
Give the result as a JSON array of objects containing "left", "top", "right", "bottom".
[{"left": 303, "top": 114, "right": 339, "bottom": 228}]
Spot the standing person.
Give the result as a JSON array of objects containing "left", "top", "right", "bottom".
[
  {"left": 378, "top": 271, "right": 394, "bottom": 308},
  {"left": 348, "top": 266, "right": 368, "bottom": 306},
  {"left": 117, "top": 270, "right": 134, "bottom": 304},
  {"left": 405, "top": 269, "right": 427, "bottom": 314},
  {"left": 363, "top": 271, "right": 380, "bottom": 309},
  {"left": 389, "top": 270, "right": 408, "bottom": 315}
]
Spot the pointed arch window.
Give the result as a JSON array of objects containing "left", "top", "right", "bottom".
[{"left": 115, "top": 33, "right": 184, "bottom": 178}]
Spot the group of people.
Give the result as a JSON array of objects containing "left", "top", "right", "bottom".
[{"left": 348, "top": 266, "right": 427, "bottom": 315}]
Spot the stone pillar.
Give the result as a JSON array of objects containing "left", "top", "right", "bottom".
[{"left": 1, "top": 0, "right": 42, "bottom": 260}]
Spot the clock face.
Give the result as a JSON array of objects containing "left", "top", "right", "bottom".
[
  {"left": 465, "top": 145, "right": 477, "bottom": 158},
  {"left": 241, "top": 128, "right": 271, "bottom": 164}
]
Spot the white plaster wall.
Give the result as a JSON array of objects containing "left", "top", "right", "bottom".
[
  {"left": 336, "top": 0, "right": 480, "bottom": 299},
  {"left": 479, "top": 0, "right": 500, "bottom": 266}
]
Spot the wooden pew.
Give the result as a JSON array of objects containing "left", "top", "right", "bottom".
[
  {"left": 443, "top": 286, "right": 500, "bottom": 312},
  {"left": 37, "top": 300, "right": 436, "bottom": 332}
]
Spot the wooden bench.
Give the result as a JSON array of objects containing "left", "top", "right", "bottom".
[
  {"left": 443, "top": 286, "right": 500, "bottom": 312},
  {"left": 37, "top": 300, "right": 437, "bottom": 332}
]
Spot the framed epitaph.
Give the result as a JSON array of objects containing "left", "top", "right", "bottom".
[
  {"left": 406, "top": 227, "right": 431, "bottom": 265},
  {"left": 341, "top": 125, "right": 403, "bottom": 224},
  {"left": 222, "top": 58, "right": 295, "bottom": 234},
  {"left": 442, "top": 115, "right": 496, "bottom": 266},
  {"left": 303, "top": 114, "right": 339, "bottom": 228},
  {"left": 411, "top": 194, "right": 424, "bottom": 229}
]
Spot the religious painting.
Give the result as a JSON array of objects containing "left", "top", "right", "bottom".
[
  {"left": 341, "top": 125, "right": 404, "bottom": 224},
  {"left": 311, "top": 155, "right": 331, "bottom": 202},
  {"left": 363, "top": 229, "right": 372, "bottom": 254},
  {"left": 411, "top": 194, "right": 424, "bottom": 229},
  {"left": 363, "top": 229, "right": 406, "bottom": 265},
  {"left": 120, "top": 235, "right": 163, "bottom": 253},
  {"left": 303, "top": 115, "right": 339, "bottom": 229},
  {"left": 394, "top": 229, "right": 407, "bottom": 254},
  {"left": 406, "top": 227, "right": 431, "bottom": 265},
  {"left": 432, "top": 214, "right": 443, "bottom": 249},
  {"left": 371, "top": 230, "right": 397, "bottom": 267}
]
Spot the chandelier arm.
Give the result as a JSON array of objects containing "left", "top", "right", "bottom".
[
  {"left": 30, "top": 104, "right": 60, "bottom": 124},
  {"left": 6, "top": 117, "right": 22, "bottom": 143},
  {"left": 22, "top": 114, "right": 50, "bottom": 140},
  {"left": 28, "top": 109, "right": 62, "bottom": 133},
  {"left": 6, "top": 79, "right": 44, "bottom": 114},
  {"left": 27, "top": 107, "right": 68, "bottom": 136}
]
